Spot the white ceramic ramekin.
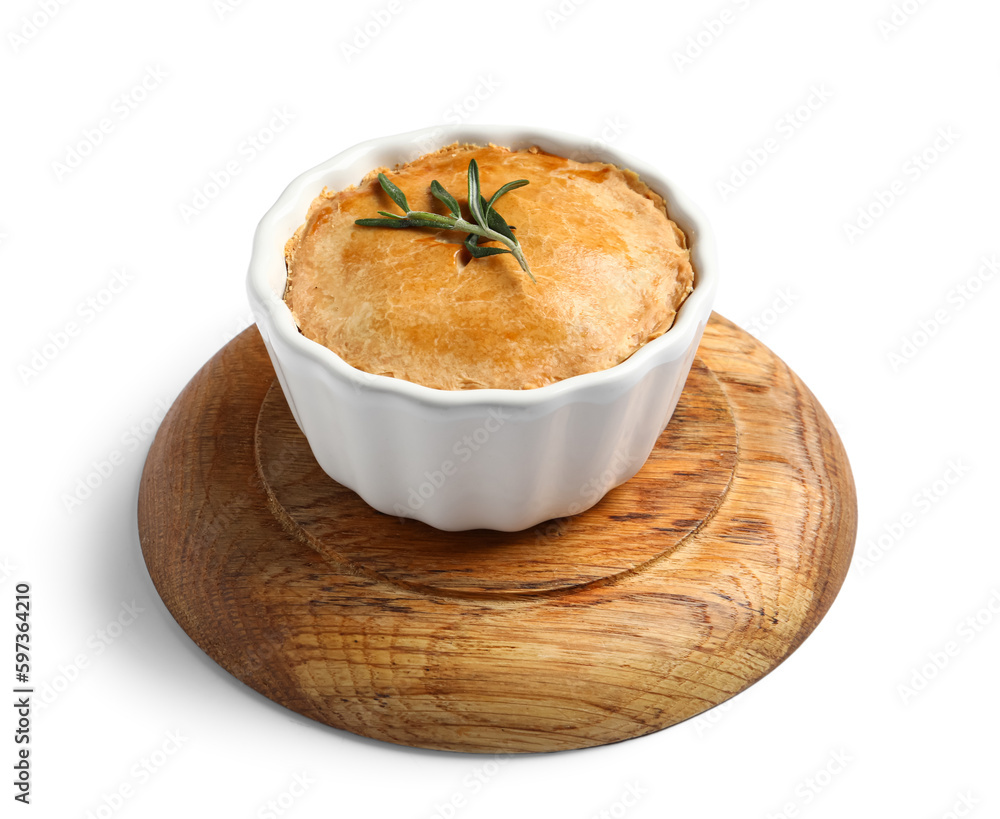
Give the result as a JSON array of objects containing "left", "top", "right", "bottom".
[{"left": 247, "top": 125, "right": 717, "bottom": 531}]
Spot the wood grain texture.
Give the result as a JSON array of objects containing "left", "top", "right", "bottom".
[
  {"left": 255, "top": 360, "right": 737, "bottom": 595},
  {"left": 138, "top": 313, "right": 857, "bottom": 753}
]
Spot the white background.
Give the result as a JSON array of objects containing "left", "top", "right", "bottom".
[{"left": 3, "top": 0, "right": 999, "bottom": 816}]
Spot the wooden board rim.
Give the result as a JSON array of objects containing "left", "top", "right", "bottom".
[{"left": 138, "top": 313, "right": 857, "bottom": 753}]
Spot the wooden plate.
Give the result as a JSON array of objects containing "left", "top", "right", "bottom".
[{"left": 138, "top": 313, "right": 856, "bottom": 753}]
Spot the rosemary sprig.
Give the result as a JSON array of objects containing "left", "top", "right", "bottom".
[{"left": 355, "top": 159, "right": 535, "bottom": 283}]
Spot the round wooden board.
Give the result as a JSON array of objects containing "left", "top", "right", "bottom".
[{"left": 138, "top": 313, "right": 856, "bottom": 753}]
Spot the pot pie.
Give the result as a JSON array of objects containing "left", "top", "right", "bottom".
[{"left": 283, "top": 143, "right": 693, "bottom": 390}]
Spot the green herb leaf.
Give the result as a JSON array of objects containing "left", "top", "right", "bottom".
[
  {"left": 377, "top": 172, "right": 410, "bottom": 214},
  {"left": 355, "top": 216, "right": 449, "bottom": 229},
  {"left": 467, "top": 159, "right": 486, "bottom": 229},
  {"left": 355, "top": 218, "right": 414, "bottom": 228},
  {"left": 405, "top": 211, "right": 455, "bottom": 228},
  {"left": 479, "top": 195, "right": 518, "bottom": 244},
  {"left": 464, "top": 234, "right": 512, "bottom": 259},
  {"left": 399, "top": 217, "right": 455, "bottom": 229},
  {"left": 486, "top": 179, "right": 528, "bottom": 214},
  {"left": 430, "top": 180, "right": 461, "bottom": 218}
]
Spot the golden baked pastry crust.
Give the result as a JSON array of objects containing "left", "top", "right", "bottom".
[{"left": 284, "top": 143, "right": 693, "bottom": 390}]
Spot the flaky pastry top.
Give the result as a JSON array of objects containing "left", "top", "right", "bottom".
[{"left": 284, "top": 143, "right": 693, "bottom": 390}]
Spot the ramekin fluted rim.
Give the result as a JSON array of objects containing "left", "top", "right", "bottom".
[{"left": 247, "top": 124, "right": 718, "bottom": 409}]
